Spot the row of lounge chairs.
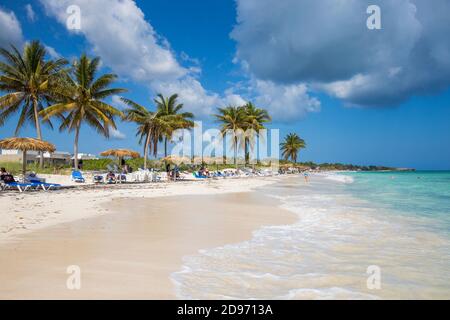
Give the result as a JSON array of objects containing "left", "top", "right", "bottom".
[
  {"left": 1, "top": 167, "right": 280, "bottom": 192},
  {"left": 192, "top": 168, "right": 278, "bottom": 179},
  {"left": 0, "top": 180, "right": 61, "bottom": 192},
  {"left": 70, "top": 169, "right": 162, "bottom": 184}
]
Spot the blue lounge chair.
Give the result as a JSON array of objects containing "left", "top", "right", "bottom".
[
  {"left": 29, "top": 179, "right": 62, "bottom": 191},
  {"left": 213, "top": 171, "right": 224, "bottom": 178},
  {"left": 193, "top": 172, "right": 207, "bottom": 179},
  {"left": 71, "top": 170, "right": 85, "bottom": 183},
  {"left": 40, "top": 183, "right": 62, "bottom": 191},
  {"left": 3, "top": 182, "right": 34, "bottom": 192}
]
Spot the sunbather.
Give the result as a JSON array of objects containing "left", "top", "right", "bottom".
[
  {"left": 0, "top": 167, "right": 15, "bottom": 183},
  {"left": 106, "top": 171, "right": 116, "bottom": 184}
]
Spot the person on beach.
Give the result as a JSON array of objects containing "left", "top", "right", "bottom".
[
  {"left": 106, "top": 171, "right": 116, "bottom": 184},
  {"left": 199, "top": 165, "right": 210, "bottom": 178},
  {"left": 172, "top": 165, "right": 180, "bottom": 181},
  {"left": 303, "top": 171, "right": 310, "bottom": 183},
  {"left": 0, "top": 167, "right": 15, "bottom": 183},
  {"left": 0, "top": 167, "right": 7, "bottom": 179}
]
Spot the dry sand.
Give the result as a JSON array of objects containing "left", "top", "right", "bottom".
[
  {"left": 0, "top": 176, "right": 279, "bottom": 239},
  {"left": 0, "top": 177, "right": 297, "bottom": 299}
]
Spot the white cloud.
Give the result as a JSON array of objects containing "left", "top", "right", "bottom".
[
  {"left": 222, "top": 91, "right": 247, "bottom": 106},
  {"left": 151, "top": 77, "right": 222, "bottom": 117},
  {"left": 224, "top": 79, "right": 320, "bottom": 121},
  {"left": 252, "top": 80, "right": 320, "bottom": 121},
  {"left": 40, "top": 0, "right": 186, "bottom": 82},
  {"left": 0, "top": 8, "right": 24, "bottom": 49},
  {"left": 111, "top": 95, "right": 129, "bottom": 110},
  {"left": 40, "top": 0, "right": 224, "bottom": 117},
  {"left": 232, "top": 0, "right": 450, "bottom": 107},
  {"left": 25, "top": 4, "right": 36, "bottom": 22},
  {"left": 44, "top": 45, "right": 61, "bottom": 59},
  {"left": 110, "top": 128, "right": 126, "bottom": 140}
]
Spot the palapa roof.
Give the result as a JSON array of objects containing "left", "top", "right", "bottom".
[
  {"left": 162, "top": 155, "right": 192, "bottom": 164},
  {"left": 0, "top": 137, "right": 56, "bottom": 152},
  {"left": 100, "top": 149, "right": 140, "bottom": 158}
]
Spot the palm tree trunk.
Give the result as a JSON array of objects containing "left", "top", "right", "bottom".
[
  {"left": 22, "top": 150, "right": 27, "bottom": 182},
  {"left": 144, "top": 133, "right": 150, "bottom": 169},
  {"left": 32, "top": 97, "right": 44, "bottom": 168},
  {"left": 234, "top": 136, "right": 238, "bottom": 169},
  {"left": 164, "top": 137, "right": 168, "bottom": 157},
  {"left": 245, "top": 137, "right": 249, "bottom": 166},
  {"left": 73, "top": 125, "right": 80, "bottom": 169}
]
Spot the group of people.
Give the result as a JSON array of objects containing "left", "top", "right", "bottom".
[
  {"left": 105, "top": 165, "right": 131, "bottom": 183},
  {"left": 92, "top": 164, "right": 133, "bottom": 184},
  {"left": 166, "top": 163, "right": 181, "bottom": 181}
]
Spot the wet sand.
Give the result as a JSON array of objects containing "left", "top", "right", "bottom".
[{"left": 0, "top": 192, "right": 296, "bottom": 299}]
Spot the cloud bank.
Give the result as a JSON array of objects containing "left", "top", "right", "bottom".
[{"left": 232, "top": 0, "right": 450, "bottom": 107}]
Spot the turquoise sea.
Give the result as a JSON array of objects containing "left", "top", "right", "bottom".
[
  {"left": 172, "top": 171, "right": 450, "bottom": 299},
  {"left": 343, "top": 171, "right": 450, "bottom": 234}
]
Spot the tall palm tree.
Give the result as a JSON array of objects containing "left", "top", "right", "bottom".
[
  {"left": 280, "top": 133, "right": 306, "bottom": 164},
  {"left": 154, "top": 93, "right": 194, "bottom": 157},
  {"left": 120, "top": 98, "right": 189, "bottom": 169},
  {"left": 0, "top": 41, "right": 67, "bottom": 167},
  {"left": 242, "top": 102, "right": 271, "bottom": 165},
  {"left": 39, "top": 54, "right": 126, "bottom": 169},
  {"left": 214, "top": 105, "right": 247, "bottom": 167}
]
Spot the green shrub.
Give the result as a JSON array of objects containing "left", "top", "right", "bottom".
[
  {"left": 0, "top": 161, "right": 71, "bottom": 175},
  {"left": 81, "top": 159, "right": 113, "bottom": 171}
]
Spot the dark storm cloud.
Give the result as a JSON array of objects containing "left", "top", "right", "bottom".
[{"left": 232, "top": 0, "right": 450, "bottom": 106}]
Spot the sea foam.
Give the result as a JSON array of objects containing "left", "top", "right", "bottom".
[{"left": 171, "top": 174, "right": 450, "bottom": 300}]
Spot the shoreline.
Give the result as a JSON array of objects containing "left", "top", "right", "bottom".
[{"left": 0, "top": 183, "right": 297, "bottom": 299}]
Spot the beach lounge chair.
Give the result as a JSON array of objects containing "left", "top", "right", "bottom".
[
  {"left": 193, "top": 172, "right": 207, "bottom": 179},
  {"left": 28, "top": 179, "right": 62, "bottom": 191},
  {"left": 71, "top": 170, "right": 85, "bottom": 183},
  {"left": 93, "top": 175, "right": 104, "bottom": 184},
  {"left": 3, "top": 182, "right": 34, "bottom": 192},
  {"left": 38, "top": 182, "right": 61, "bottom": 191}
]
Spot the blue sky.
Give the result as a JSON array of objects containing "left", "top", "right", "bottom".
[{"left": 0, "top": 0, "right": 449, "bottom": 170}]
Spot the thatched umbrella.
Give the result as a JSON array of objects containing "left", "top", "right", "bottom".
[
  {"left": 100, "top": 149, "right": 140, "bottom": 166},
  {"left": 0, "top": 137, "right": 56, "bottom": 181},
  {"left": 162, "top": 155, "right": 191, "bottom": 165}
]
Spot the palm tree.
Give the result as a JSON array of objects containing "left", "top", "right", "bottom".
[
  {"left": 214, "top": 105, "right": 247, "bottom": 167},
  {"left": 0, "top": 41, "right": 67, "bottom": 167},
  {"left": 280, "top": 133, "right": 306, "bottom": 164},
  {"left": 242, "top": 102, "right": 271, "bottom": 165},
  {"left": 120, "top": 98, "right": 188, "bottom": 169},
  {"left": 39, "top": 54, "right": 126, "bottom": 169},
  {"left": 154, "top": 94, "right": 194, "bottom": 157}
]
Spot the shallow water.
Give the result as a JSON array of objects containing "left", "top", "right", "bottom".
[{"left": 171, "top": 172, "right": 450, "bottom": 299}]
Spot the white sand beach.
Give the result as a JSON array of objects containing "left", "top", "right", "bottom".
[
  {"left": 0, "top": 175, "right": 281, "bottom": 240},
  {"left": 0, "top": 175, "right": 297, "bottom": 299}
]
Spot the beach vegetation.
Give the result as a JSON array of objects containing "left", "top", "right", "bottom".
[
  {"left": 154, "top": 93, "right": 195, "bottom": 157},
  {"left": 121, "top": 95, "right": 194, "bottom": 169},
  {"left": 0, "top": 41, "right": 67, "bottom": 167},
  {"left": 213, "top": 105, "right": 247, "bottom": 167},
  {"left": 241, "top": 102, "right": 271, "bottom": 165},
  {"left": 39, "top": 54, "right": 126, "bottom": 169},
  {"left": 214, "top": 102, "right": 272, "bottom": 167},
  {"left": 280, "top": 133, "right": 306, "bottom": 163}
]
